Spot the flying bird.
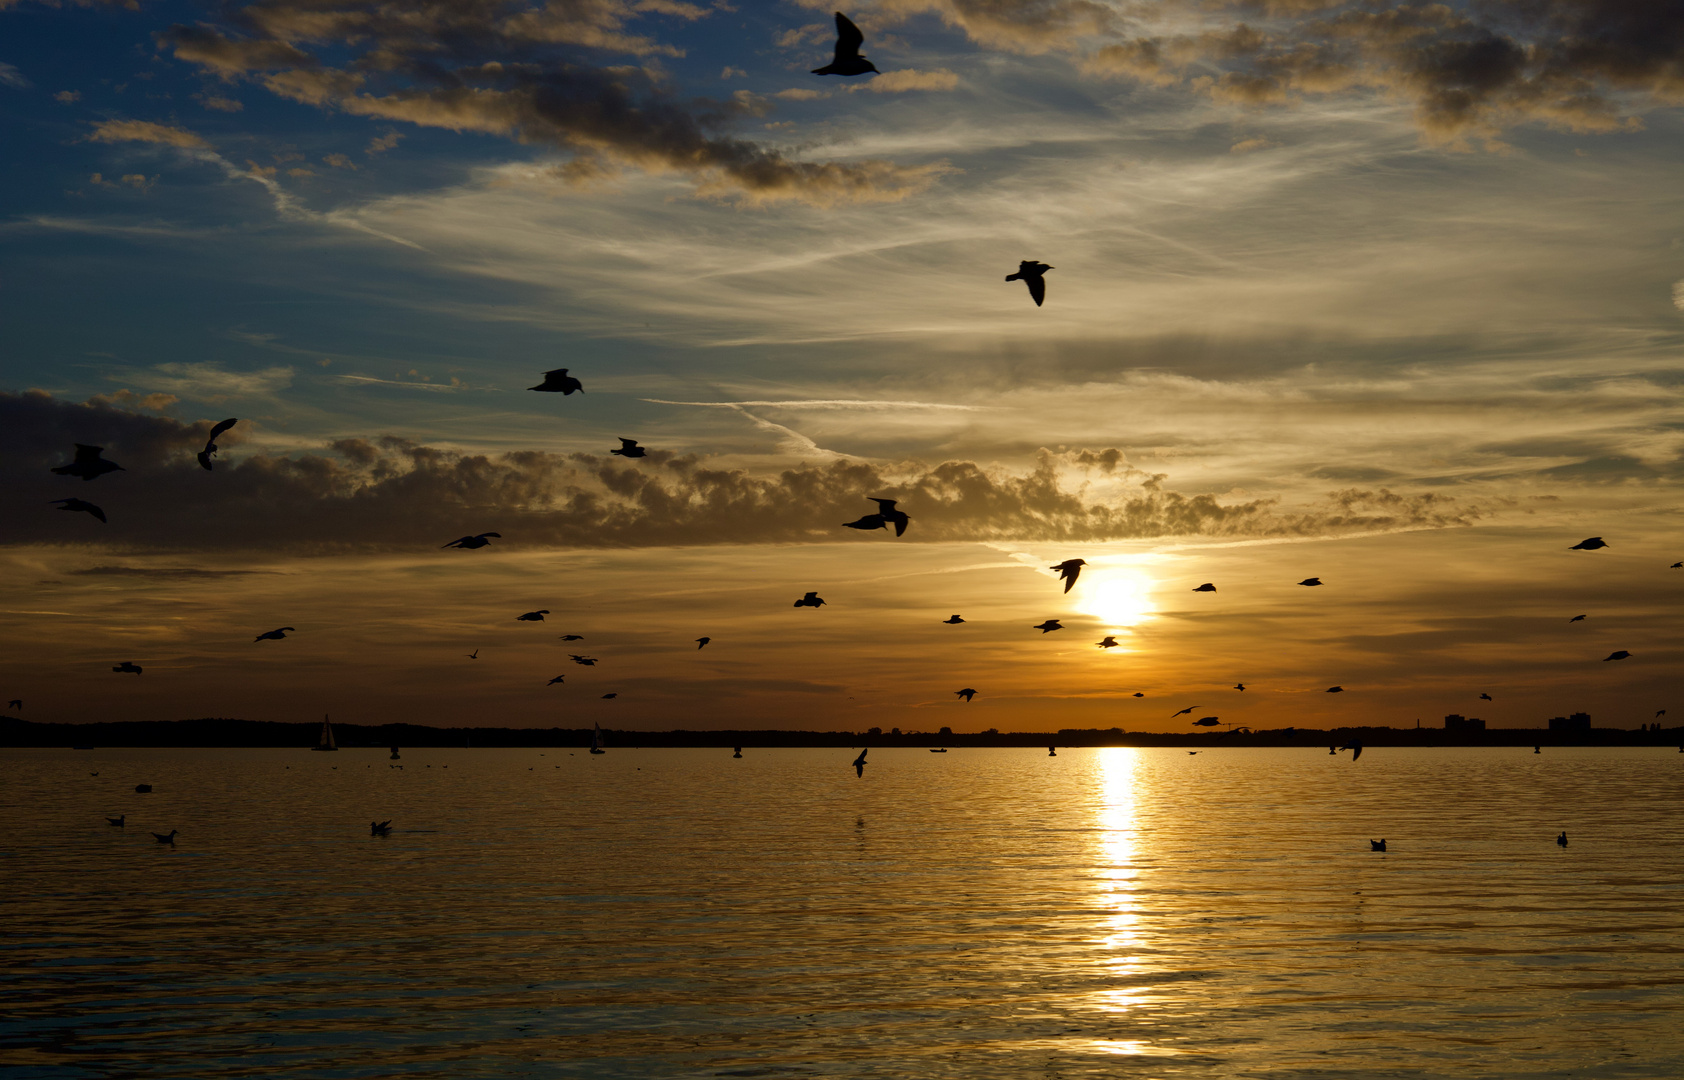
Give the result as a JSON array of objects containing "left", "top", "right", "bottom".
[
  {"left": 610, "top": 438, "right": 646, "bottom": 458},
  {"left": 1603, "top": 650, "right": 1631, "bottom": 661},
  {"left": 152, "top": 829, "right": 178, "bottom": 844},
  {"left": 1005, "top": 260, "right": 1053, "bottom": 306},
  {"left": 942, "top": 615, "right": 965, "bottom": 624},
  {"left": 49, "top": 497, "right": 107, "bottom": 523},
  {"left": 253, "top": 627, "right": 296, "bottom": 642},
  {"left": 1050, "top": 559, "right": 1086, "bottom": 593},
  {"left": 794, "top": 591, "right": 827, "bottom": 608},
  {"left": 7, "top": 700, "right": 19, "bottom": 710},
  {"left": 1192, "top": 717, "right": 1222, "bottom": 727},
  {"left": 1233, "top": 683, "right": 1246, "bottom": 691},
  {"left": 1096, "top": 636, "right": 1119, "bottom": 649},
  {"left": 1032, "top": 619, "right": 1063, "bottom": 633},
  {"left": 870, "top": 498, "right": 909, "bottom": 537},
  {"left": 1569, "top": 537, "right": 1607, "bottom": 550},
  {"left": 852, "top": 747, "right": 868, "bottom": 777},
  {"left": 601, "top": 693, "right": 617, "bottom": 699},
  {"left": 52, "top": 444, "right": 124, "bottom": 481},
  {"left": 559, "top": 634, "right": 584, "bottom": 641},
  {"left": 1672, "top": 562, "right": 1682, "bottom": 569},
  {"left": 528, "top": 368, "right": 583, "bottom": 394},
  {"left": 1340, "top": 741, "right": 1363, "bottom": 761},
  {"left": 1171, "top": 706, "right": 1198, "bottom": 717},
  {"left": 696, "top": 637, "right": 710, "bottom": 649},
  {"left": 1479, "top": 692, "right": 1492, "bottom": 701},
  {"left": 570, "top": 655, "right": 598, "bottom": 666},
  {"left": 1657, "top": 709, "right": 1667, "bottom": 718},
  {"left": 1132, "top": 692, "right": 1144, "bottom": 697},
  {"left": 842, "top": 514, "right": 887, "bottom": 532},
  {"left": 443, "top": 532, "right": 500, "bottom": 549},
  {"left": 955, "top": 688, "right": 977, "bottom": 702},
  {"left": 812, "top": 12, "right": 879, "bottom": 77},
  {"left": 516, "top": 610, "right": 550, "bottom": 622},
  {"left": 112, "top": 661, "right": 142, "bottom": 674},
  {"left": 1298, "top": 577, "right": 1323, "bottom": 586},
  {"left": 467, "top": 650, "right": 478, "bottom": 659},
  {"left": 1326, "top": 685, "right": 1344, "bottom": 693},
  {"left": 1192, "top": 583, "right": 1217, "bottom": 593},
  {"left": 196, "top": 418, "right": 238, "bottom": 471},
  {"left": 1569, "top": 614, "right": 1586, "bottom": 622},
  {"left": 547, "top": 675, "right": 566, "bottom": 685}
]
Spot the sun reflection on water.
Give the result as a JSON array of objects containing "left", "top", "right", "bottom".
[{"left": 1090, "top": 747, "right": 1153, "bottom": 1027}]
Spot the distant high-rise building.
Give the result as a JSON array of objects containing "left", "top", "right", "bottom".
[
  {"left": 1548, "top": 712, "right": 1592, "bottom": 731},
  {"left": 1444, "top": 714, "right": 1486, "bottom": 731}
]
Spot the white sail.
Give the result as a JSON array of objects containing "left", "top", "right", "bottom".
[{"left": 313, "top": 714, "right": 338, "bottom": 751}]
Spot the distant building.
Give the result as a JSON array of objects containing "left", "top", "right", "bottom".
[
  {"left": 1548, "top": 712, "right": 1592, "bottom": 731},
  {"left": 1444, "top": 714, "right": 1486, "bottom": 731}
]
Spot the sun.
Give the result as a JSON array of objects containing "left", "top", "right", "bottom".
[{"left": 1073, "top": 569, "right": 1158, "bottom": 630}]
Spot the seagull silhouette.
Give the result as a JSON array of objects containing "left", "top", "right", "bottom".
[
  {"left": 1672, "top": 562, "right": 1682, "bottom": 569},
  {"left": 870, "top": 498, "right": 909, "bottom": 536},
  {"left": 152, "top": 829, "right": 178, "bottom": 844},
  {"left": 842, "top": 513, "right": 887, "bottom": 532},
  {"left": 1480, "top": 692, "right": 1492, "bottom": 700},
  {"left": 1192, "top": 583, "right": 1217, "bottom": 593},
  {"left": 1569, "top": 614, "right": 1586, "bottom": 622},
  {"left": 1556, "top": 831, "right": 1567, "bottom": 847},
  {"left": 955, "top": 688, "right": 977, "bottom": 702},
  {"left": 601, "top": 693, "right": 617, "bottom": 699},
  {"left": 696, "top": 637, "right": 710, "bottom": 649},
  {"left": 253, "top": 627, "right": 295, "bottom": 642},
  {"left": 516, "top": 610, "right": 550, "bottom": 622},
  {"left": 528, "top": 368, "right": 583, "bottom": 394},
  {"left": 794, "top": 591, "right": 827, "bottom": 608},
  {"left": 1370, "top": 839, "right": 1386, "bottom": 851},
  {"left": 547, "top": 675, "right": 566, "bottom": 685},
  {"left": 371, "top": 820, "right": 393, "bottom": 836},
  {"left": 1050, "top": 559, "right": 1086, "bottom": 593},
  {"left": 1657, "top": 709, "right": 1667, "bottom": 718},
  {"left": 942, "top": 615, "right": 965, "bottom": 624},
  {"left": 570, "top": 655, "right": 598, "bottom": 666},
  {"left": 112, "top": 661, "right": 142, "bottom": 674},
  {"left": 1171, "top": 706, "right": 1198, "bottom": 717},
  {"left": 1326, "top": 685, "right": 1344, "bottom": 693},
  {"left": 812, "top": 12, "right": 879, "bottom": 76},
  {"left": 1233, "top": 683, "right": 1246, "bottom": 691},
  {"left": 1032, "top": 619, "right": 1063, "bottom": 633},
  {"left": 196, "top": 418, "right": 238, "bottom": 471},
  {"left": 49, "top": 498, "right": 106, "bottom": 523},
  {"left": 107, "top": 815, "right": 124, "bottom": 827},
  {"left": 1569, "top": 537, "right": 1607, "bottom": 550},
  {"left": 1603, "top": 650, "right": 1631, "bottom": 661},
  {"left": 52, "top": 444, "right": 124, "bottom": 481},
  {"left": 1096, "top": 636, "right": 1119, "bottom": 649},
  {"left": 7, "top": 700, "right": 19, "bottom": 710},
  {"left": 1298, "top": 577, "right": 1323, "bottom": 586},
  {"left": 559, "top": 634, "right": 584, "bottom": 641},
  {"left": 1340, "top": 741, "right": 1363, "bottom": 761},
  {"left": 443, "top": 532, "right": 500, "bottom": 549},
  {"left": 1005, "top": 260, "right": 1053, "bottom": 306},
  {"left": 1132, "top": 692, "right": 1144, "bottom": 697},
  {"left": 852, "top": 747, "right": 868, "bottom": 777},
  {"left": 467, "top": 649, "right": 478, "bottom": 659},
  {"left": 610, "top": 438, "right": 646, "bottom": 458},
  {"left": 1191, "top": 717, "right": 1222, "bottom": 727}
]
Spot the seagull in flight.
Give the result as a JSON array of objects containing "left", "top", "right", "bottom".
[
  {"left": 1603, "top": 650, "right": 1631, "bottom": 661},
  {"left": 467, "top": 649, "right": 478, "bottom": 659},
  {"left": 842, "top": 513, "right": 887, "bottom": 532},
  {"left": 1171, "top": 706, "right": 1198, "bottom": 717},
  {"left": 610, "top": 438, "right": 646, "bottom": 458},
  {"left": 870, "top": 498, "right": 909, "bottom": 537},
  {"left": 1326, "top": 685, "right": 1345, "bottom": 693},
  {"left": 1233, "top": 683, "right": 1246, "bottom": 691},
  {"left": 942, "top": 615, "right": 965, "bottom": 624},
  {"left": 1050, "top": 559, "right": 1086, "bottom": 593},
  {"left": 1569, "top": 537, "right": 1607, "bottom": 550},
  {"left": 1132, "top": 692, "right": 1144, "bottom": 697},
  {"left": 1479, "top": 692, "right": 1492, "bottom": 701},
  {"left": 1191, "top": 716, "right": 1222, "bottom": 727},
  {"left": 1340, "top": 741, "right": 1363, "bottom": 761},
  {"left": 1569, "top": 614, "right": 1586, "bottom": 622},
  {"left": 112, "top": 661, "right": 142, "bottom": 674},
  {"left": 1096, "top": 636, "right": 1119, "bottom": 649},
  {"left": 7, "top": 700, "right": 21, "bottom": 710},
  {"left": 812, "top": 12, "right": 879, "bottom": 76},
  {"left": 52, "top": 444, "right": 124, "bottom": 481},
  {"left": 528, "top": 368, "right": 583, "bottom": 394},
  {"left": 1297, "top": 577, "right": 1323, "bottom": 586},
  {"left": 1032, "top": 619, "right": 1063, "bottom": 633},
  {"left": 253, "top": 627, "right": 295, "bottom": 642},
  {"left": 570, "top": 655, "right": 598, "bottom": 666},
  {"left": 955, "top": 688, "right": 977, "bottom": 702},
  {"left": 1672, "top": 562, "right": 1682, "bottom": 569},
  {"left": 1192, "top": 583, "right": 1217, "bottom": 593},
  {"left": 793, "top": 591, "right": 827, "bottom": 608},
  {"left": 443, "top": 532, "right": 500, "bottom": 549},
  {"left": 696, "top": 637, "right": 710, "bottom": 649},
  {"left": 559, "top": 634, "right": 584, "bottom": 641},
  {"left": 547, "top": 675, "right": 566, "bottom": 685},
  {"left": 516, "top": 610, "right": 550, "bottom": 622},
  {"left": 196, "top": 418, "right": 238, "bottom": 471},
  {"left": 1005, "top": 260, "right": 1053, "bottom": 306},
  {"left": 852, "top": 747, "right": 868, "bottom": 777},
  {"left": 49, "top": 498, "right": 106, "bottom": 523},
  {"left": 601, "top": 693, "right": 617, "bottom": 699}
]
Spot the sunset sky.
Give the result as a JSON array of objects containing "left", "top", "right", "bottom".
[{"left": 3, "top": 0, "right": 1682, "bottom": 733}]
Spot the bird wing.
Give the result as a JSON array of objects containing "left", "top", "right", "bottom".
[
  {"left": 1027, "top": 276, "right": 1046, "bottom": 306},
  {"left": 619, "top": 438, "right": 637, "bottom": 449},
  {"left": 88, "top": 504, "right": 107, "bottom": 522},
  {"left": 73, "top": 444, "right": 104, "bottom": 464},
  {"left": 834, "top": 11, "right": 864, "bottom": 58},
  {"left": 892, "top": 517, "right": 907, "bottom": 537},
  {"left": 207, "top": 418, "right": 238, "bottom": 444}
]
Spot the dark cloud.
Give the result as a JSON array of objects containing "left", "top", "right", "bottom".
[
  {"left": 154, "top": 1, "right": 945, "bottom": 205},
  {"left": 4, "top": 391, "right": 1485, "bottom": 552},
  {"left": 68, "top": 566, "right": 279, "bottom": 579}
]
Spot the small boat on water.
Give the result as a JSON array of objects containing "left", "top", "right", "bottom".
[
  {"left": 589, "top": 722, "right": 606, "bottom": 755},
  {"left": 311, "top": 714, "right": 338, "bottom": 751}
]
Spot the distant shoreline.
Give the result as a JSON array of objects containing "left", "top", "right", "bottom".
[{"left": 2, "top": 717, "right": 1678, "bottom": 749}]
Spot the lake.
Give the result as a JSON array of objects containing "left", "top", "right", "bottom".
[{"left": 2, "top": 746, "right": 1681, "bottom": 1078}]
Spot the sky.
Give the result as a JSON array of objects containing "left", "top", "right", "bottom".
[{"left": 3, "top": 0, "right": 1683, "bottom": 734}]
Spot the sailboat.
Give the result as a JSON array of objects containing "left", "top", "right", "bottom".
[
  {"left": 589, "top": 722, "right": 606, "bottom": 755},
  {"left": 312, "top": 714, "right": 338, "bottom": 751}
]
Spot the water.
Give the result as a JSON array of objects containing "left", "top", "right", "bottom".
[{"left": 2, "top": 746, "right": 1681, "bottom": 1078}]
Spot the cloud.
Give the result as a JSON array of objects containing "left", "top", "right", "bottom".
[
  {"left": 196, "top": 93, "right": 244, "bottom": 112},
  {"left": 1, "top": 391, "right": 1484, "bottom": 553},
  {"left": 54, "top": 90, "right": 81, "bottom": 103},
  {"left": 85, "top": 119, "right": 209, "bottom": 148},
  {"left": 1229, "top": 137, "right": 1276, "bottom": 154},
  {"left": 138, "top": 362, "right": 295, "bottom": 401},
  {"left": 69, "top": 566, "right": 278, "bottom": 579},
  {"left": 322, "top": 153, "right": 356, "bottom": 169},
  {"left": 866, "top": 68, "right": 960, "bottom": 93},
  {"left": 154, "top": 2, "right": 948, "bottom": 206},
  {"left": 0, "top": 62, "right": 29, "bottom": 89},
  {"left": 1673, "top": 280, "right": 1684, "bottom": 311},
  {"left": 365, "top": 130, "right": 403, "bottom": 155}
]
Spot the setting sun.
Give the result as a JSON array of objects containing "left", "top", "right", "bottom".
[{"left": 1073, "top": 569, "right": 1158, "bottom": 632}]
